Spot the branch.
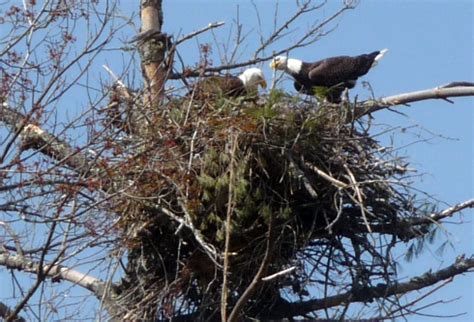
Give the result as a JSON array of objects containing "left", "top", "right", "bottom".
[
  {"left": 353, "top": 84, "right": 474, "bottom": 119},
  {"left": 367, "top": 198, "right": 474, "bottom": 239},
  {"left": 153, "top": 204, "right": 221, "bottom": 266},
  {"left": 0, "top": 252, "right": 110, "bottom": 297},
  {"left": 0, "top": 104, "right": 92, "bottom": 174},
  {"left": 270, "top": 255, "right": 474, "bottom": 319},
  {"left": 253, "top": 0, "right": 317, "bottom": 58},
  {"left": 304, "top": 161, "right": 348, "bottom": 189},
  {"left": 175, "top": 21, "right": 225, "bottom": 46},
  {"left": 169, "top": 2, "right": 355, "bottom": 78},
  {"left": 0, "top": 252, "right": 121, "bottom": 318},
  {"left": 440, "top": 81, "right": 474, "bottom": 88},
  {"left": 262, "top": 266, "right": 296, "bottom": 282},
  {"left": 221, "top": 134, "right": 238, "bottom": 322},
  {"left": 412, "top": 198, "right": 474, "bottom": 225}
]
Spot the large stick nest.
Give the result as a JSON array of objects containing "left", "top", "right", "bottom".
[{"left": 103, "top": 92, "right": 430, "bottom": 320}]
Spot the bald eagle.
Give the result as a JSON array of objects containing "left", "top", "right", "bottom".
[
  {"left": 190, "top": 68, "right": 266, "bottom": 100},
  {"left": 270, "top": 49, "right": 388, "bottom": 103}
]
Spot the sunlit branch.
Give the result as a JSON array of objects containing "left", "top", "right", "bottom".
[
  {"left": 0, "top": 252, "right": 118, "bottom": 316},
  {"left": 0, "top": 104, "right": 92, "bottom": 174},
  {"left": 353, "top": 84, "right": 474, "bottom": 119}
]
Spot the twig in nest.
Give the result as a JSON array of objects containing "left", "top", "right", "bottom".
[
  {"left": 288, "top": 153, "right": 318, "bottom": 198},
  {"left": 227, "top": 213, "right": 275, "bottom": 322},
  {"left": 325, "top": 193, "right": 344, "bottom": 233},
  {"left": 221, "top": 132, "right": 238, "bottom": 322},
  {"left": 155, "top": 205, "right": 221, "bottom": 267},
  {"left": 262, "top": 266, "right": 296, "bottom": 282},
  {"left": 344, "top": 164, "right": 372, "bottom": 233},
  {"left": 303, "top": 159, "right": 348, "bottom": 189}
]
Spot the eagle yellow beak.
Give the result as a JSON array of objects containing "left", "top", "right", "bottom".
[
  {"left": 269, "top": 60, "right": 277, "bottom": 69},
  {"left": 259, "top": 78, "right": 267, "bottom": 89}
]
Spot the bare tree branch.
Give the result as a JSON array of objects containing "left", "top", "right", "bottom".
[
  {"left": 169, "top": 2, "right": 355, "bottom": 79},
  {"left": 354, "top": 84, "right": 474, "bottom": 119},
  {"left": 271, "top": 256, "right": 474, "bottom": 319},
  {"left": 0, "top": 104, "right": 92, "bottom": 174},
  {"left": 354, "top": 198, "right": 474, "bottom": 239},
  {"left": 413, "top": 198, "right": 474, "bottom": 225},
  {"left": 261, "top": 266, "right": 296, "bottom": 282},
  {"left": 0, "top": 252, "right": 120, "bottom": 318},
  {"left": 252, "top": 0, "right": 319, "bottom": 58},
  {"left": 175, "top": 21, "right": 226, "bottom": 46}
]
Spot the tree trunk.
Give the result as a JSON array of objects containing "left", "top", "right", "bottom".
[{"left": 140, "top": 0, "right": 167, "bottom": 109}]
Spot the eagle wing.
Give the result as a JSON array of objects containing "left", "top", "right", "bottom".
[
  {"left": 191, "top": 75, "right": 245, "bottom": 100},
  {"left": 308, "top": 54, "right": 379, "bottom": 87},
  {"left": 308, "top": 57, "right": 357, "bottom": 87}
]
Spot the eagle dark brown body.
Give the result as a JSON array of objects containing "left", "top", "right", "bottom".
[
  {"left": 295, "top": 51, "right": 381, "bottom": 89},
  {"left": 190, "top": 75, "right": 247, "bottom": 100},
  {"left": 271, "top": 49, "right": 388, "bottom": 103},
  {"left": 188, "top": 68, "right": 266, "bottom": 101}
]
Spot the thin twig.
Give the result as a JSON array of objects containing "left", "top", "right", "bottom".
[
  {"left": 344, "top": 164, "right": 372, "bottom": 233},
  {"left": 169, "top": 4, "right": 354, "bottom": 79},
  {"left": 262, "top": 266, "right": 296, "bottom": 282},
  {"left": 227, "top": 216, "right": 275, "bottom": 322},
  {"left": 175, "top": 21, "right": 225, "bottom": 46},
  {"left": 288, "top": 154, "right": 318, "bottom": 198},
  {"left": 304, "top": 161, "right": 348, "bottom": 189}
]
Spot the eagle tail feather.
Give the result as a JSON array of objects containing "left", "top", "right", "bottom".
[{"left": 372, "top": 48, "right": 389, "bottom": 68}]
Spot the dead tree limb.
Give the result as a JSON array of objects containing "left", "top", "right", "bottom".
[
  {"left": 411, "top": 198, "right": 474, "bottom": 225},
  {"left": 0, "top": 104, "right": 92, "bottom": 174},
  {"left": 361, "top": 198, "right": 474, "bottom": 240},
  {"left": 0, "top": 252, "right": 120, "bottom": 318},
  {"left": 353, "top": 84, "right": 474, "bottom": 119}
]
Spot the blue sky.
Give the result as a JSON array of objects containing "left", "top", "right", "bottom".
[{"left": 1, "top": 0, "right": 472, "bottom": 320}]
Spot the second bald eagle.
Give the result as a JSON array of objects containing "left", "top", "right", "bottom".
[
  {"left": 190, "top": 68, "right": 266, "bottom": 100},
  {"left": 270, "top": 49, "right": 388, "bottom": 103}
]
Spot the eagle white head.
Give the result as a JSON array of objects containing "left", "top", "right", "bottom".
[
  {"left": 238, "top": 68, "right": 267, "bottom": 91},
  {"left": 270, "top": 56, "right": 302, "bottom": 74}
]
